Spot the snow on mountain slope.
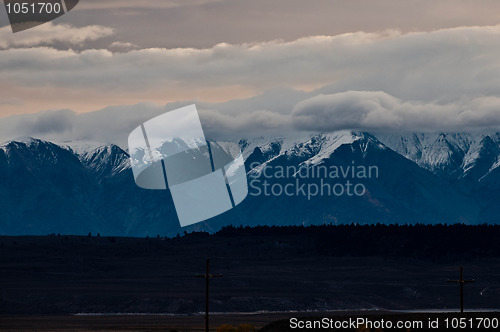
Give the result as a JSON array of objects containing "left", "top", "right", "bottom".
[
  {"left": 378, "top": 132, "right": 500, "bottom": 181},
  {"left": 78, "top": 145, "right": 131, "bottom": 179},
  {"left": 242, "top": 131, "right": 363, "bottom": 173},
  {"left": 302, "top": 132, "right": 387, "bottom": 167},
  {"left": 63, "top": 140, "right": 110, "bottom": 156},
  {"left": 1, "top": 132, "right": 499, "bottom": 236},
  {"left": 237, "top": 132, "right": 314, "bottom": 160},
  {"left": 1, "top": 138, "right": 80, "bottom": 169},
  {"left": 0, "top": 138, "right": 103, "bottom": 235},
  {"left": 235, "top": 131, "right": 480, "bottom": 228}
]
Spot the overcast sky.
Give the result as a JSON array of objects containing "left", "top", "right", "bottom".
[{"left": 1, "top": 0, "right": 500, "bottom": 144}]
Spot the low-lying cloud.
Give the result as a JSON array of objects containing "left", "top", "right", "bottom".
[
  {"left": 0, "top": 98, "right": 296, "bottom": 146},
  {"left": 0, "top": 104, "right": 164, "bottom": 147},
  {"left": 3, "top": 89, "right": 500, "bottom": 148},
  {"left": 292, "top": 91, "right": 500, "bottom": 132}
]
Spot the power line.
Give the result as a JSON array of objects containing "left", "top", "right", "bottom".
[
  {"left": 447, "top": 266, "right": 475, "bottom": 313},
  {"left": 195, "top": 259, "right": 223, "bottom": 332}
]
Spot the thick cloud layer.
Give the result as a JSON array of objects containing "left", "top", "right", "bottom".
[
  {"left": 292, "top": 91, "right": 500, "bottom": 132},
  {"left": 2, "top": 22, "right": 500, "bottom": 141},
  {"left": 3, "top": 24, "right": 500, "bottom": 116},
  {"left": 0, "top": 97, "right": 297, "bottom": 146},
  {"left": 3, "top": 88, "right": 500, "bottom": 147},
  {"left": 0, "top": 105, "right": 163, "bottom": 147}
]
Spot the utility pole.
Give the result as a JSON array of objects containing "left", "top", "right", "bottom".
[
  {"left": 447, "top": 266, "right": 475, "bottom": 313},
  {"left": 195, "top": 259, "right": 222, "bottom": 332}
]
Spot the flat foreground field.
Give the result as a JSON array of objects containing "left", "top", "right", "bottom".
[
  {"left": 1, "top": 228, "right": 500, "bottom": 330},
  {"left": 1, "top": 311, "right": 332, "bottom": 331},
  {"left": 0, "top": 312, "right": 280, "bottom": 331},
  {"left": 1, "top": 311, "right": 500, "bottom": 331}
]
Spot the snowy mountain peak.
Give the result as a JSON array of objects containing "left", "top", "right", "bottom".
[
  {"left": 79, "top": 144, "right": 131, "bottom": 178},
  {"left": 3, "top": 131, "right": 500, "bottom": 236},
  {"left": 63, "top": 140, "right": 113, "bottom": 156},
  {"left": 279, "top": 131, "right": 385, "bottom": 167},
  {"left": 378, "top": 132, "right": 500, "bottom": 179},
  {"left": 0, "top": 137, "right": 76, "bottom": 167},
  {"left": 1, "top": 137, "right": 54, "bottom": 150}
]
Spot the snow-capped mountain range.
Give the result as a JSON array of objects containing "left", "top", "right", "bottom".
[
  {"left": 1, "top": 132, "right": 500, "bottom": 236},
  {"left": 378, "top": 132, "right": 500, "bottom": 182}
]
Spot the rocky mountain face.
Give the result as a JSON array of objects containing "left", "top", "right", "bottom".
[
  {"left": 378, "top": 133, "right": 500, "bottom": 182},
  {"left": 1, "top": 132, "right": 499, "bottom": 236}
]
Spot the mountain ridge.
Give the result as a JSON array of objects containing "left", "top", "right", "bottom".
[{"left": 1, "top": 131, "right": 499, "bottom": 236}]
